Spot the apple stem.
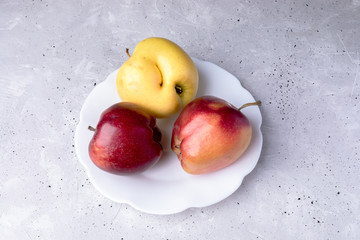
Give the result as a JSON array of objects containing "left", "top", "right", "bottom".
[
  {"left": 88, "top": 126, "right": 96, "bottom": 132},
  {"left": 238, "top": 101, "right": 262, "bottom": 111},
  {"left": 126, "top": 48, "right": 131, "bottom": 58}
]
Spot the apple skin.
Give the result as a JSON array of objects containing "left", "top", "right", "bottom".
[
  {"left": 116, "top": 37, "right": 199, "bottom": 118},
  {"left": 88, "top": 102, "right": 163, "bottom": 175},
  {"left": 171, "top": 96, "right": 253, "bottom": 175}
]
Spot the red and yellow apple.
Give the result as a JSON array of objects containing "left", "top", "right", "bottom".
[
  {"left": 116, "top": 37, "right": 199, "bottom": 118},
  {"left": 88, "top": 102, "right": 163, "bottom": 175},
  {"left": 171, "top": 96, "right": 260, "bottom": 175}
]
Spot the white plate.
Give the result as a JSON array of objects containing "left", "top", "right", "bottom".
[{"left": 75, "top": 58, "right": 263, "bottom": 215}]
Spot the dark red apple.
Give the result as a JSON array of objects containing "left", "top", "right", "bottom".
[
  {"left": 171, "top": 96, "right": 260, "bottom": 175},
  {"left": 88, "top": 102, "right": 163, "bottom": 175}
]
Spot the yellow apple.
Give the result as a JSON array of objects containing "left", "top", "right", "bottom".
[{"left": 116, "top": 37, "right": 199, "bottom": 118}]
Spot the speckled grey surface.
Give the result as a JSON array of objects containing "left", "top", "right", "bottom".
[{"left": 1, "top": 0, "right": 359, "bottom": 239}]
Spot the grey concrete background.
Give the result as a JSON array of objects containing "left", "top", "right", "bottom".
[{"left": 1, "top": 0, "right": 359, "bottom": 239}]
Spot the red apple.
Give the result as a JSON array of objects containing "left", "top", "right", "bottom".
[
  {"left": 171, "top": 96, "right": 260, "bottom": 175},
  {"left": 88, "top": 102, "right": 163, "bottom": 175}
]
